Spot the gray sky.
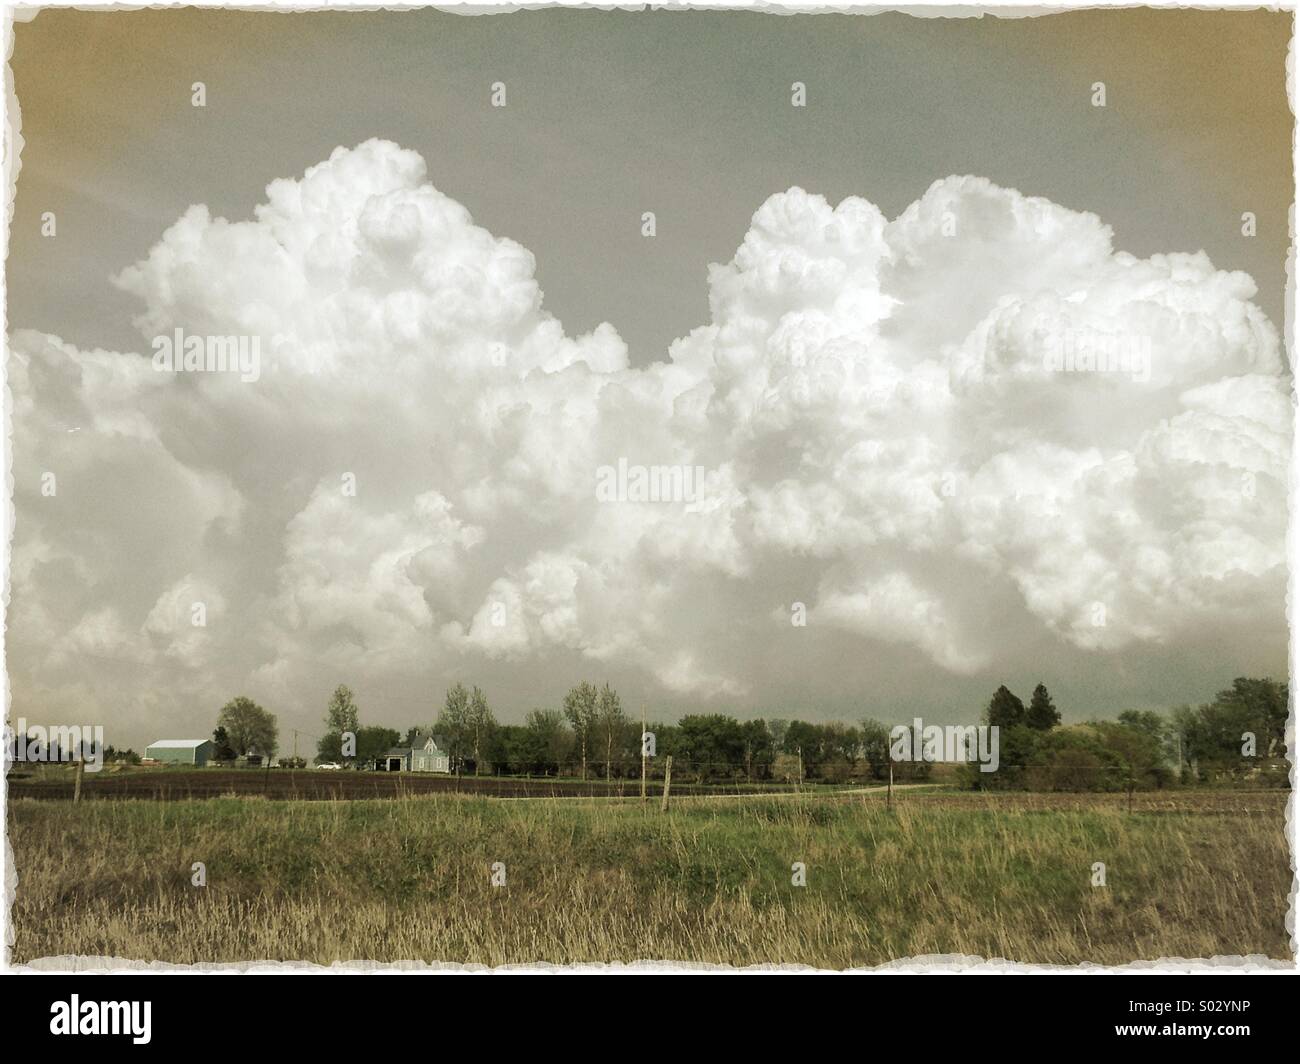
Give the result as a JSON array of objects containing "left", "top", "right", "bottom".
[
  {"left": 5, "top": 8, "right": 1293, "bottom": 752},
  {"left": 11, "top": 8, "right": 1293, "bottom": 363}
]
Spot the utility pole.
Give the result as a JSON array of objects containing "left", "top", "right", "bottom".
[{"left": 641, "top": 703, "right": 647, "bottom": 802}]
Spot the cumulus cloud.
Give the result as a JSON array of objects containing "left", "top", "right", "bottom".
[{"left": 7, "top": 141, "right": 1289, "bottom": 739}]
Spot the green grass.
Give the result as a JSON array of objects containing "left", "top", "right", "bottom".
[{"left": 8, "top": 791, "right": 1291, "bottom": 968}]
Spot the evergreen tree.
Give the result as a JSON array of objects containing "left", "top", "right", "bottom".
[
  {"left": 1026, "top": 683, "right": 1061, "bottom": 730},
  {"left": 211, "top": 725, "right": 237, "bottom": 761},
  {"left": 986, "top": 685, "right": 1026, "bottom": 729}
]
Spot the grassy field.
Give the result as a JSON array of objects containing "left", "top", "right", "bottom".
[{"left": 8, "top": 790, "right": 1292, "bottom": 968}]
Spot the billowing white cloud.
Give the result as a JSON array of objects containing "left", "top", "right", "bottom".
[{"left": 7, "top": 141, "right": 1289, "bottom": 740}]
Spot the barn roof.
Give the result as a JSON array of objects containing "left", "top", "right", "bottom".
[{"left": 147, "top": 739, "right": 210, "bottom": 749}]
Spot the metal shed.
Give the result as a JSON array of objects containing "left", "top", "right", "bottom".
[{"left": 145, "top": 739, "right": 216, "bottom": 766}]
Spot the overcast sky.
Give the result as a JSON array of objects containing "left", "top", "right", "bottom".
[{"left": 5, "top": 8, "right": 1292, "bottom": 751}]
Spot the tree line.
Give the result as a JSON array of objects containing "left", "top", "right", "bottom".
[
  {"left": 966, "top": 676, "right": 1287, "bottom": 791},
  {"left": 205, "top": 674, "right": 1286, "bottom": 791},
  {"left": 299, "top": 679, "right": 931, "bottom": 782}
]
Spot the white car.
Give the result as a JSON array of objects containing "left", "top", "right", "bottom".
[{"left": 316, "top": 762, "right": 342, "bottom": 771}]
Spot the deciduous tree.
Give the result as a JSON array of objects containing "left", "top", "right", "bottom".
[
  {"left": 562, "top": 681, "right": 600, "bottom": 780},
  {"left": 438, "top": 683, "right": 472, "bottom": 771},
  {"left": 596, "top": 683, "right": 628, "bottom": 779},
  {"left": 216, "top": 696, "right": 278, "bottom": 760},
  {"left": 467, "top": 685, "right": 497, "bottom": 775}
]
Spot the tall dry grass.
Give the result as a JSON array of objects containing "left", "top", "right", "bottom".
[{"left": 7, "top": 790, "right": 1292, "bottom": 967}]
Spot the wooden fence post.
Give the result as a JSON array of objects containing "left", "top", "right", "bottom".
[
  {"left": 660, "top": 755, "right": 673, "bottom": 813},
  {"left": 73, "top": 757, "right": 84, "bottom": 804}
]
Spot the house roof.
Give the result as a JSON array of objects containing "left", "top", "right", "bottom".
[
  {"left": 382, "top": 736, "right": 447, "bottom": 757},
  {"left": 404, "top": 731, "right": 446, "bottom": 751},
  {"left": 147, "top": 739, "right": 211, "bottom": 749}
]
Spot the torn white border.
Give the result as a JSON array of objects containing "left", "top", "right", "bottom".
[{"left": 0, "top": 0, "right": 1296, "bottom": 976}]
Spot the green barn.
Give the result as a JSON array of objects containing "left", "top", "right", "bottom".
[{"left": 145, "top": 739, "right": 215, "bottom": 766}]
